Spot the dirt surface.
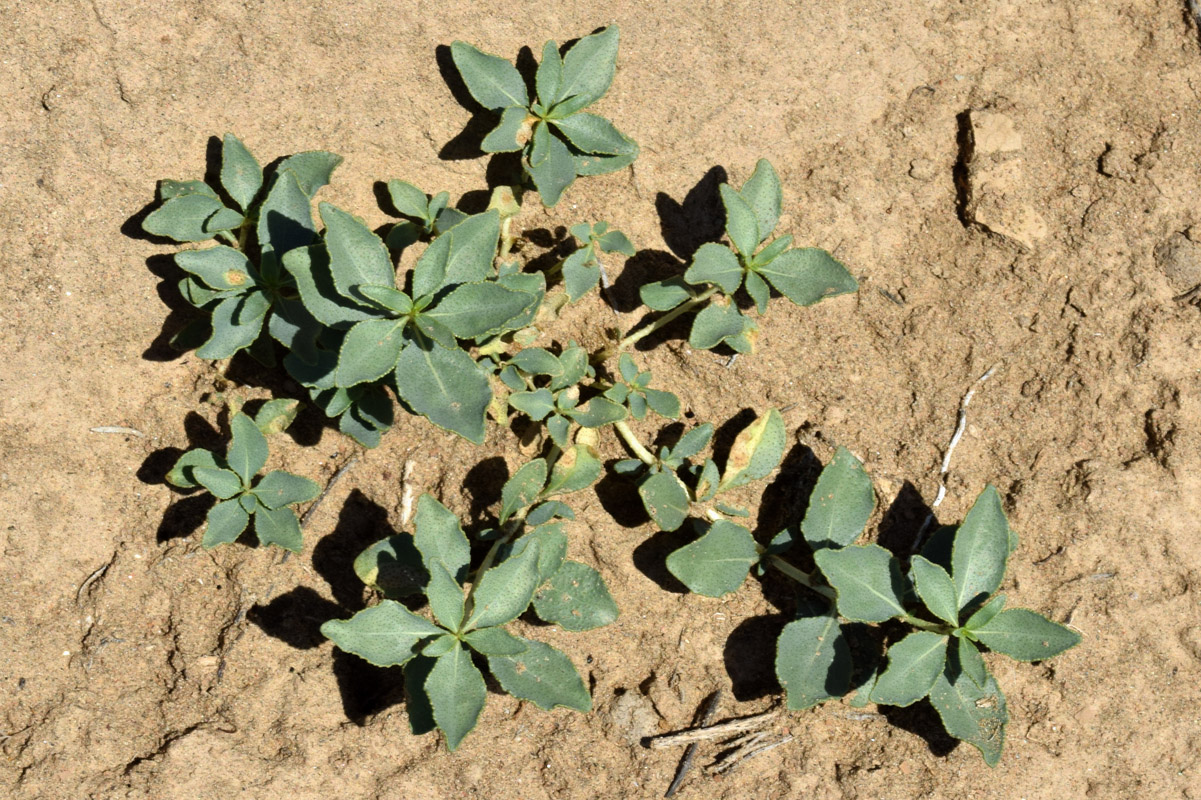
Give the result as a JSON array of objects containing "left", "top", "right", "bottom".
[{"left": 4, "top": 1, "right": 1201, "bottom": 797}]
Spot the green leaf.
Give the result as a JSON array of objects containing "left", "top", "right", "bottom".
[
  {"left": 220, "top": 133, "right": 262, "bottom": 212},
  {"left": 738, "top": 159, "right": 782, "bottom": 242},
  {"left": 143, "top": 194, "right": 227, "bottom": 242},
  {"left": 801, "top": 446, "right": 875, "bottom": 550},
  {"left": 253, "top": 398, "right": 301, "bottom": 435},
  {"left": 253, "top": 470, "right": 320, "bottom": 509},
  {"left": 501, "top": 459, "right": 548, "bottom": 523},
  {"left": 354, "top": 534, "right": 427, "bottom": 599},
  {"left": 319, "top": 202, "right": 396, "bottom": 297},
  {"left": 421, "top": 634, "right": 458, "bottom": 658},
  {"left": 964, "top": 593, "right": 1006, "bottom": 630},
  {"left": 426, "top": 562, "right": 466, "bottom": 632},
  {"left": 505, "top": 523, "right": 569, "bottom": 581},
  {"left": 638, "top": 469, "right": 691, "bottom": 532},
  {"left": 552, "top": 344, "right": 590, "bottom": 389},
  {"left": 202, "top": 206, "right": 244, "bottom": 233},
  {"left": 196, "top": 293, "right": 269, "bottom": 359},
  {"left": 570, "top": 148, "right": 637, "bottom": 176},
  {"left": 481, "top": 106, "right": 529, "bottom": 154},
  {"left": 387, "top": 220, "right": 423, "bottom": 252},
  {"left": 750, "top": 234, "right": 793, "bottom": 268},
  {"left": 159, "top": 179, "right": 218, "bottom": 200},
  {"left": 463, "top": 626, "right": 527, "bottom": 656},
  {"left": 689, "top": 299, "right": 747, "bottom": 350},
  {"left": 413, "top": 211, "right": 501, "bottom": 297},
  {"left": 412, "top": 494, "right": 471, "bottom": 583},
  {"left": 386, "top": 179, "right": 433, "bottom": 222},
  {"left": 666, "top": 520, "right": 758, "bottom": 597},
  {"left": 526, "top": 128, "right": 577, "bottom": 207},
  {"left": 335, "top": 319, "right": 406, "bottom": 388},
  {"left": 226, "top": 412, "right": 269, "bottom": 484},
  {"left": 776, "top": 609, "right": 852, "bottom": 710},
  {"left": 910, "top": 556, "right": 959, "bottom": 626},
  {"left": 321, "top": 599, "right": 443, "bottom": 667},
  {"left": 719, "top": 408, "right": 785, "bottom": 490},
  {"left": 536, "top": 39, "right": 563, "bottom": 104},
  {"left": 684, "top": 243, "right": 744, "bottom": 294},
  {"left": 669, "top": 423, "right": 714, "bottom": 463},
  {"left": 258, "top": 170, "right": 317, "bottom": 257},
  {"left": 957, "top": 637, "right": 989, "bottom": 687},
  {"left": 509, "top": 347, "right": 563, "bottom": 378},
  {"left": 167, "top": 449, "right": 220, "bottom": 489},
  {"left": 340, "top": 386, "right": 393, "bottom": 448},
  {"left": 756, "top": 248, "right": 857, "bottom": 306},
  {"left": 193, "top": 466, "right": 243, "bottom": 499},
  {"left": 814, "top": 544, "right": 906, "bottom": 623},
  {"left": 509, "top": 389, "right": 555, "bottom": 421},
  {"left": 253, "top": 504, "right": 304, "bottom": 552},
  {"left": 744, "top": 269, "right": 770, "bottom": 315},
  {"left": 546, "top": 414, "right": 570, "bottom": 448},
  {"left": 928, "top": 663, "right": 1007, "bottom": 766},
  {"left": 720, "top": 184, "right": 759, "bottom": 258},
  {"left": 202, "top": 498, "right": 250, "bottom": 548},
  {"left": 450, "top": 40, "right": 529, "bottom": 110},
  {"left": 487, "top": 638, "right": 591, "bottom": 712},
  {"left": 274, "top": 151, "right": 343, "bottom": 197},
  {"left": 951, "top": 485, "right": 1011, "bottom": 612},
  {"left": 394, "top": 341, "right": 491, "bottom": 444},
  {"left": 970, "top": 609, "right": 1081, "bottom": 662},
  {"left": 870, "top": 632, "right": 949, "bottom": 707},
  {"left": 552, "top": 113, "right": 636, "bottom": 156},
  {"left": 596, "top": 230, "right": 635, "bottom": 256},
  {"left": 413, "top": 314, "right": 458, "bottom": 351},
  {"left": 426, "top": 282, "right": 537, "bottom": 338},
  {"left": 564, "top": 397, "right": 627, "bottom": 427},
  {"left": 358, "top": 285, "right": 413, "bottom": 315},
  {"left": 175, "top": 246, "right": 254, "bottom": 291},
  {"left": 543, "top": 443, "right": 602, "bottom": 496},
  {"left": 532, "top": 560, "right": 618, "bottom": 631},
  {"left": 562, "top": 247, "right": 600, "bottom": 302},
  {"left": 464, "top": 538, "right": 542, "bottom": 629},
  {"left": 282, "top": 244, "right": 377, "bottom": 328},
  {"left": 526, "top": 501, "right": 574, "bottom": 526},
  {"left": 640, "top": 277, "right": 692, "bottom": 311},
  {"left": 557, "top": 26, "right": 619, "bottom": 108},
  {"left": 920, "top": 524, "right": 957, "bottom": 571}
]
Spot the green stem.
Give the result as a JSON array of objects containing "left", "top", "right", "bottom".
[
  {"left": 900, "top": 614, "right": 952, "bottom": 634},
  {"left": 766, "top": 555, "right": 836, "bottom": 601},
  {"left": 605, "top": 285, "right": 720, "bottom": 357},
  {"left": 613, "top": 419, "right": 656, "bottom": 465}
]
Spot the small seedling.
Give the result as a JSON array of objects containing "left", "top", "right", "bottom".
[
  {"left": 166, "top": 408, "right": 319, "bottom": 552},
  {"left": 451, "top": 26, "right": 638, "bottom": 206},
  {"left": 664, "top": 447, "right": 1081, "bottom": 765}
]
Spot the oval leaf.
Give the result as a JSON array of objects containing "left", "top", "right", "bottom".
[
  {"left": 666, "top": 520, "right": 758, "bottom": 597},
  {"left": 813, "top": 544, "right": 906, "bottom": 623},
  {"left": 532, "top": 560, "right": 618, "bottom": 631},
  {"left": 394, "top": 341, "right": 491, "bottom": 444},
  {"left": 425, "top": 643, "right": 487, "bottom": 751},
  {"left": 488, "top": 638, "right": 591, "bottom": 712},
  {"left": 450, "top": 40, "right": 529, "bottom": 110},
  {"left": 756, "top": 247, "right": 857, "bottom": 306},
  {"left": 720, "top": 408, "right": 785, "bottom": 490},
  {"left": 320, "top": 600, "right": 443, "bottom": 668},
  {"left": 800, "top": 446, "right": 875, "bottom": 549},
  {"left": 970, "top": 608, "right": 1081, "bottom": 662},
  {"left": 951, "top": 485, "right": 1011, "bottom": 611},
  {"left": 776, "top": 609, "right": 852, "bottom": 710},
  {"left": 638, "top": 469, "right": 691, "bottom": 532},
  {"left": 684, "top": 242, "right": 744, "bottom": 294},
  {"left": 870, "top": 632, "right": 949, "bottom": 707},
  {"left": 253, "top": 470, "right": 320, "bottom": 509}
]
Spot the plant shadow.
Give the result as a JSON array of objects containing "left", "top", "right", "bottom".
[
  {"left": 876, "top": 480, "right": 935, "bottom": 556},
  {"left": 138, "top": 412, "right": 223, "bottom": 543}
]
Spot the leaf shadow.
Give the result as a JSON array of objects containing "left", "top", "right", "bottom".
[
  {"left": 462, "top": 455, "right": 509, "bottom": 528},
  {"left": 655, "top": 166, "right": 727, "bottom": 261},
  {"left": 876, "top": 481, "right": 935, "bottom": 556},
  {"left": 723, "top": 610, "right": 790, "bottom": 701},
  {"left": 139, "top": 412, "right": 224, "bottom": 543},
  {"left": 880, "top": 700, "right": 959, "bottom": 757},
  {"left": 607, "top": 248, "right": 685, "bottom": 315}
]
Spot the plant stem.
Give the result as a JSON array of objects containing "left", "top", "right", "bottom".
[
  {"left": 899, "top": 615, "right": 952, "bottom": 634},
  {"left": 601, "top": 285, "right": 720, "bottom": 359},
  {"left": 613, "top": 419, "right": 656, "bottom": 465},
  {"left": 765, "top": 555, "right": 836, "bottom": 601}
]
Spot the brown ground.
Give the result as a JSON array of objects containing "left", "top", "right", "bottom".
[{"left": 4, "top": 1, "right": 1201, "bottom": 797}]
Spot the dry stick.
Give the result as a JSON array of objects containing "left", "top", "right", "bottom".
[
  {"left": 399, "top": 455, "right": 417, "bottom": 527},
  {"left": 710, "top": 733, "right": 795, "bottom": 775},
  {"left": 650, "top": 707, "right": 779, "bottom": 749},
  {"left": 664, "top": 690, "right": 723, "bottom": 798},
  {"left": 89, "top": 426, "right": 146, "bottom": 437},
  {"left": 912, "top": 364, "right": 998, "bottom": 551},
  {"left": 301, "top": 457, "right": 358, "bottom": 529}
]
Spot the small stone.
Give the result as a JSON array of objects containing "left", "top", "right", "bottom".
[
  {"left": 908, "top": 158, "right": 938, "bottom": 181},
  {"left": 971, "top": 111, "right": 1022, "bottom": 154},
  {"left": 1154, "top": 233, "right": 1201, "bottom": 292}
]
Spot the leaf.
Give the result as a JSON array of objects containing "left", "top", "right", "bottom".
[
  {"left": 526, "top": 501, "right": 574, "bottom": 526},
  {"left": 258, "top": 170, "right": 316, "bottom": 257},
  {"left": 412, "top": 494, "right": 471, "bottom": 583},
  {"left": 282, "top": 245, "right": 377, "bottom": 328},
  {"left": 526, "top": 129, "right": 577, "bottom": 207},
  {"left": 640, "top": 277, "right": 692, "bottom": 311},
  {"left": 688, "top": 299, "right": 747, "bottom": 350},
  {"left": 532, "top": 560, "right": 618, "bottom": 631},
  {"left": 910, "top": 556, "right": 960, "bottom": 626},
  {"left": 564, "top": 397, "right": 627, "bottom": 428},
  {"left": 143, "top": 194, "right": 227, "bottom": 242},
  {"left": 571, "top": 147, "right": 637, "bottom": 176},
  {"left": 951, "top": 485, "right": 1011, "bottom": 612},
  {"left": 505, "top": 524, "right": 570, "bottom": 582},
  {"left": 756, "top": 248, "right": 858, "bottom": 306},
  {"left": 426, "top": 562, "right": 466, "bottom": 632},
  {"left": 464, "top": 538, "right": 542, "bottom": 629},
  {"left": 544, "top": 443, "right": 602, "bottom": 496},
  {"left": 335, "top": 319, "right": 407, "bottom": 387},
  {"left": 970, "top": 609, "right": 1081, "bottom": 662},
  {"left": 957, "top": 637, "right": 989, "bottom": 687},
  {"left": 167, "top": 449, "right": 220, "bottom": 489},
  {"left": 536, "top": 39, "right": 563, "bottom": 104},
  {"left": 463, "top": 626, "right": 528, "bottom": 656},
  {"left": 354, "top": 534, "right": 427, "bottom": 599},
  {"left": 422, "top": 634, "right": 458, "bottom": 658},
  {"left": 426, "top": 282, "right": 538, "bottom": 338},
  {"left": 193, "top": 466, "right": 243, "bottom": 499},
  {"left": 340, "top": 386, "right": 394, "bottom": 448},
  {"left": 720, "top": 183, "right": 759, "bottom": 258},
  {"left": 175, "top": 246, "right": 254, "bottom": 291},
  {"left": 720, "top": 408, "right": 785, "bottom": 490},
  {"left": 813, "top": 544, "right": 906, "bottom": 623},
  {"left": 870, "top": 632, "right": 949, "bottom": 707},
  {"left": 202, "top": 499, "right": 250, "bottom": 548},
  {"left": 684, "top": 243, "right": 744, "bottom": 294},
  {"left": 482, "top": 106, "right": 530, "bottom": 154},
  {"left": 928, "top": 663, "right": 1007, "bottom": 766},
  {"left": 509, "top": 389, "right": 555, "bottom": 421},
  {"left": 226, "top": 412, "right": 269, "bottom": 484},
  {"left": 638, "top": 469, "right": 691, "bottom": 532},
  {"left": 253, "top": 470, "right": 320, "bottom": 509},
  {"left": 666, "top": 520, "right": 758, "bottom": 597},
  {"left": 509, "top": 347, "right": 563, "bottom": 378},
  {"left": 386, "top": 179, "right": 433, "bottom": 222},
  {"left": 202, "top": 206, "right": 244, "bottom": 233},
  {"left": 159, "top": 179, "right": 218, "bottom": 200},
  {"left": 546, "top": 414, "right": 570, "bottom": 448},
  {"left": 744, "top": 269, "right": 771, "bottom": 315},
  {"left": 670, "top": 423, "right": 714, "bottom": 463},
  {"left": 253, "top": 504, "right": 304, "bottom": 552},
  {"left": 487, "top": 638, "right": 591, "bottom": 712},
  {"left": 738, "top": 159, "right": 782, "bottom": 242},
  {"left": 220, "top": 133, "right": 262, "bottom": 211},
  {"left": 273, "top": 151, "right": 343, "bottom": 197},
  {"left": 394, "top": 341, "right": 491, "bottom": 444},
  {"left": 319, "top": 202, "right": 396, "bottom": 297},
  {"left": 801, "top": 446, "right": 875, "bottom": 549},
  {"left": 552, "top": 113, "right": 636, "bottom": 156},
  {"left": 501, "top": 459, "right": 548, "bottom": 523},
  {"left": 562, "top": 247, "right": 600, "bottom": 302},
  {"left": 964, "top": 593, "right": 1006, "bottom": 630},
  {"left": 596, "top": 230, "right": 635, "bottom": 256},
  {"left": 557, "top": 25, "right": 619, "bottom": 109},
  {"left": 413, "top": 211, "right": 501, "bottom": 297},
  {"left": 254, "top": 398, "right": 301, "bottom": 435},
  {"left": 196, "top": 293, "right": 269, "bottom": 360},
  {"left": 358, "top": 285, "right": 413, "bottom": 315},
  {"left": 321, "top": 600, "right": 443, "bottom": 668},
  {"left": 776, "top": 608, "right": 852, "bottom": 710},
  {"left": 450, "top": 40, "right": 529, "bottom": 110},
  {"left": 751, "top": 234, "right": 793, "bottom": 268}
]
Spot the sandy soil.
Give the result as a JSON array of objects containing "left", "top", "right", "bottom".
[{"left": 3, "top": 1, "right": 1201, "bottom": 797}]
